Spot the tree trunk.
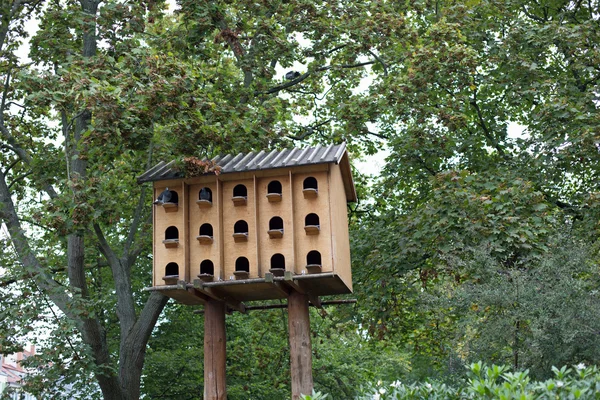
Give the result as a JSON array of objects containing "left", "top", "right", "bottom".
[{"left": 68, "top": 2, "right": 123, "bottom": 398}]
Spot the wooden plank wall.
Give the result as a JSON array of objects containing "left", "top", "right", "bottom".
[{"left": 152, "top": 162, "right": 352, "bottom": 295}]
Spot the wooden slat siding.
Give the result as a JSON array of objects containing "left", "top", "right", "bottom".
[
  {"left": 152, "top": 184, "right": 157, "bottom": 286},
  {"left": 217, "top": 177, "right": 224, "bottom": 280},
  {"left": 289, "top": 170, "right": 296, "bottom": 274},
  {"left": 293, "top": 170, "right": 332, "bottom": 275},
  {"left": 254, "top": 174, "right": 261, "bottom": 276},
  {"left": 153, "top": 184, "right": 185, "bottom": 285},
  {"left": 328, "top": 163, "right": 353, "bottom": 291},
  {"left": 258, "top": 173, "right": 293, "bottom": 278},
  {"left": 222, "top": 179, "right": 256, "bottom": 279},
  {"left": 188, "top": 181, "right": 218, "bottom": 279},
  {"left": 338, "top": 151, "right": 357, "bottom": 202},
  {"left": 327, "top": 168, "right": 334, "bottom": 279},
  {"left": 183, "top": 181, "right": 189, "bottom": 281}
]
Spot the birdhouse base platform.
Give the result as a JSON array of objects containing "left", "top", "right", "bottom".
[{"left": 146, "top": 272, "right": 351, "bottom": 306}]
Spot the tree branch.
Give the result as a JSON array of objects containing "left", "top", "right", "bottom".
[
  {"left": 470, "top": 89, "right": 507, "bottom": 158},
  {"left": 93, "top": 223, "right": 137, "bottom": 340},
  {"left": 0, "top": 169, "right": 78, "bottom": 323},
  {"left": 0, "top": 123, "right": 58, "bottom": 199},
  {"left": 2, "top": 156, "right": 20, "bottom": 175},
  {"left": 0, "top": 68, "right": 12, "bottom": 116},
  {"left": 260, "top": 60, "right": 376, "bottom": 95},
  {"left": 124, "top": 143, "right": 153, "bottom": 260},
  {"left": 367, "top": 49, "right": 388, "bottom": 76},
  {"left": 119, "top": 291, "right": 168, "bottom": 397},
  {"left": 521, "top": 5, "right": 549, "bottom": 23},
  {"left": 365, "top": 129, "right": 389, "bottom": 140},
  {"left": 414, "top": 155, "right": 438, "bottom": 176},
  {"left": 0, "top": 0, "right": 23, "bottom": 53},
  {"left": 287, "top": 118, "right": 332, "bottom": 140},
  {"left": 7, "top": 171, "right": 33, "bottom": 189}
]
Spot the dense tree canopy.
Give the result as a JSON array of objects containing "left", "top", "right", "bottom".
[
  {"left": 351, "top": 0, "right": 600, "bottom": 379},
  {"left": 0, "top": 0, "right": 599, "bottom": 398}
]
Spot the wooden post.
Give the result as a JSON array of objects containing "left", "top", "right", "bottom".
[
  {"left": 204, "top": 299, "right": 227, "bottom": 400},
  {"left": 288, "top": 291, "right": 313, "bottom": 399}
]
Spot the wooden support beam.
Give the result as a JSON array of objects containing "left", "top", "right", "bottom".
[
  {"left": 186, "top": 288, "right": 211, "bottom": 302},
  {"left": 306, "top": 292, "right": 322, "bottom": 309},
  {"left": 193, "top": 280, "right": 246, "bottom": 314},
  {"left": 204, "top": 299, "right": 227, "bottom": 400},
  {"left": 265, "top": 272, "right": 291, "bottom": 297},
  {"left": 288, "top": 291, "right": 313, "bottom": 399},
  {"left": 284, "top": 271, "right": 305, "bottom": 293},
  {"left": 194, "top": 299, "right": 357, "bottom": 314},
  {"left": 282, "top": 272, "right": 321, "bottom": 308}
]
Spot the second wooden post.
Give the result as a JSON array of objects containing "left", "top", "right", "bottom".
[
  {"left": 288, "top": 291, "right": 314, "bottom": 399},
  {"left": 204, "top": 299, "right": 227, "bottom": 400}
]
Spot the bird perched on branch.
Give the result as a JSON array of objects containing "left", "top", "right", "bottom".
[
  {"left": 154, "top": 188, "right": 172, "bottom": 205},
  {"left": 285, "top": 71, "right": 301, "bottom": 80}
]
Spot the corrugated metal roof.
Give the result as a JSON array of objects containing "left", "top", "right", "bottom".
[{"left": 138, "top": 143, "right": 349, "bottom": 183}]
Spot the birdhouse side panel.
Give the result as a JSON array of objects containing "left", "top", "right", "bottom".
[
  {"left": 222, "top": 179, "right": 257, "bottom": 280},
  {"left": 257, "top": 174, "right": 294, "bottom": 275},
  {"left": 153, "top": 184, "right": 186, "bottom": 285},
  {"left": 188, "top": 182, "right": 221, "bottom": 280},
  {"left": 292, "top": 171, "right": 332, "bottom": 275},
  {"left": 329, "top": 163, "right": 353, "bottom": 292}
]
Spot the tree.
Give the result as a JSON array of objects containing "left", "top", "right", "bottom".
[
  {"left": 1, "top": 1, "right": 172, "bottom": 398},
  {"left": 0, "top": 0, "right": 407, "bottom": 397},
  {"left": 5, "top": 0, "right": 598, "bottom": 395},
  {"left": 350, "top": 0, "right": 600, "bottom": 377}
]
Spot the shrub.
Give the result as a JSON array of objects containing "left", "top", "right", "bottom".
[{"left": 303, "top": 362, "right": 600, "bottom": 399}]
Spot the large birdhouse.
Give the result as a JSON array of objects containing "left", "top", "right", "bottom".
[{"left": 138, "top": 143, "right": 356, "bottom": 306}]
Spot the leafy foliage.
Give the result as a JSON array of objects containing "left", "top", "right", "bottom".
[
  {"left": 1, "top": 0, "right": 600, "bottom": 397},
  {"left": 143, "top": 302, "right": 410, "bottom": 399},
  {"left": 312, "top": 362, "right": 600, "bottom": 400},
  {"left": 348, "top": 0, "right": 600, "bottom": 381}
]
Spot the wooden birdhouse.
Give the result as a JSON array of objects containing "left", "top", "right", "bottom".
[{"left": 138, "top": 143, "right": 356, "bottom": 306}]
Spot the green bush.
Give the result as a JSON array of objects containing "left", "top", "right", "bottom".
[{"left": 303, "top": 362, "right": 600, "bottom": 399}]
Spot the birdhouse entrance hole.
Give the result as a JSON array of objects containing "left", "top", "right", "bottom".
[
  {"left": 303, "top": 177, "right": 318, "bottom": 198},
  {"left": 268, "top": 216, "right": 284, "bottom": 238},
  {"left": 269, "top": 253, "right": 285, "bottom": 276},
  {"left": 234, "top": 256, "right": 250, "bottom": 279},
  {"left": 233, "top": 220, "right": 249, "bottom": 242},
  {"left": 197, "top": 223, "right": 214, "bottom": 244},
  {"left": 167, "top": 191, "right": 178, "bottom": 204},
  {"left": 163, "top": 226, "right": 179, "bottom": 248},
  {"left": 154, "top": 188, "right": 179, "bottom": 212},
  {"left": 232, "top": 184, "right": 248, "bottom": 206},
  {"left": 267, "top": 180, "right": 283, "bottom": 202},
  {"left": 304, "top": 213, "right": 320, "bottom": 235},
  {"left": 163, "top": 262, "right": 179, "bottom": 284},
  {"left": 197, "top": 187, "right": 212, "bottom": 208},
  {"left": 199, "top": 260, "right": 214, "bottom": 282},
  {"left": 306, "top": 251, "right": 322, "bottom": 274},
  {"left": 165, "top": 226, "right": 179, "bottom": 239}
]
